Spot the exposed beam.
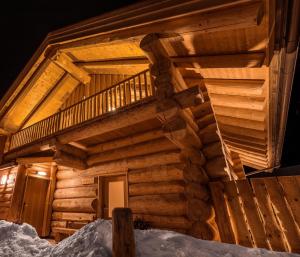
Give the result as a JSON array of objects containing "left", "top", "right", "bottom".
[
  {"left": 75, "top": 57, "right": 149, "bottom": 68},
  {"left": 172, "top": 53, "right": 265, "bottom": 68},
  {"left": 205, "top": 79, "right": 265, "bottom": 97},
  {"left": 216, "top": 115, "right": 266, "bottom": 131},
  {"left": 213, "top": 106, "right": 265, "bottom": 122},
  {"left": 50, "top": 52, "right": 91, "bottom": 85},
  {"left": 16, "top": 156, "right": 54, "bottom": 164},
  {"left": 53, "top": 150, "right": 87, "bottom": 170},
  {"left": 19, "top": 73, "right": 68, "bottom": 130},
  {"left": 219, "top": 124, "right": 266, "bottom": 140},
  {"left": 74, "top": 53, "right": 265, "bottom": 70},
  {"left": 87, "top": 129, "right": 164, "bottom": 154},
  {"left": 209, "top": 94, "right": 266, "bottom": 111}
]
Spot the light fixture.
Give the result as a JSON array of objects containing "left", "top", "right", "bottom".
[
  {"left": 0, "top": 175, "right": 7, "bottom": 185},
  {"left": 37, "top": 171, "right": 47, "bottom": 176}
]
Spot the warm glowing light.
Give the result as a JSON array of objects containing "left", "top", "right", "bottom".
[
  {"left": 37, "top": 171, "right": 47, "bottom": 176},
  {"left": 0, "top": 175, "right": 7, "bottom": 185}
]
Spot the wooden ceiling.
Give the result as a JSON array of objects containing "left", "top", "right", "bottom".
[{"left": 0, "top": 0, "right": 292, "bottom": 172}]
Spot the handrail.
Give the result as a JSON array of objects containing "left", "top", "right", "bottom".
[{"left": 9, "top": 69, "right": 153, "bottom": 150}]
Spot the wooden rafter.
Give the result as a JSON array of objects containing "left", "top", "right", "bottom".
[
  {"left": 50, "top": 52, "right": 91, "bottom": 85},
  {"left": 19, "top": 73, "right": 69, "bottom": 130}
]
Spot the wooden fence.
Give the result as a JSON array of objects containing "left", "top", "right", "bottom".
[
  {"left": 210, "top": 176, "right": 300, "bottom": 253},
  {"left": 10, "top": 70, "right": 153, "bottom": 150}
]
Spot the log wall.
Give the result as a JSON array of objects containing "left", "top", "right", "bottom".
[
  {"left": 50, "top": 165, "right": 97, "bottom": 236},
  {"left": 0, "top": 166, "right": 18, "bottom": 220},
  {"left": 61, "top": 74, "right": 129, "bottom": 109},
  {"left": 210, "top": 177, "right": 300, "bottom": 253}
]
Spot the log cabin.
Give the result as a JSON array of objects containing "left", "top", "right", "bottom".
[{"left": 0, "top": 0, "right": 299, "bottom": 253}]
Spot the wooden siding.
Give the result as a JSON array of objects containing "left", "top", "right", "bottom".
[{"left": 210, "top": 176, "right": 300, "bottom": 253}]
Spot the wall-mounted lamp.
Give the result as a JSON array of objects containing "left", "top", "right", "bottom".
[{"left": 37, "top": 171, "right": 47, "bottom": 176}]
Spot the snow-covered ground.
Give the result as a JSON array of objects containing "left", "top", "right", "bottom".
[{"left": 0, "top": 219, "right": 299, "bottom": 257}]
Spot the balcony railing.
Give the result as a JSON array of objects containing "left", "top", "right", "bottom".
[{"left": 9, "top": 70, "right": 154, "bottom": 150}]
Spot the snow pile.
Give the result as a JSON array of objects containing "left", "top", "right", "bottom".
[{"left": 0, "top": 219, "right": 299, "bottom": 257}]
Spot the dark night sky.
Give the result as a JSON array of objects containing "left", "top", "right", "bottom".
[{"left": 0, "top": 0, "right": 299, "bottom": 167}]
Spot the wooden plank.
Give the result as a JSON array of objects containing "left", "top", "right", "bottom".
[
  {"left": 236, "top": 179, "right": 268, "bottom": 249},
  {"left": 209, "top": 181, "right": 235, "bottom": 244},
  {"left": 223, "top": 181, "right": 253, "bottom": 247},
  {"left": 277, "top": 176, "right": 300, "bottom": 229},
  {"left": 251, "top": 178, "right": 286, "bottom": 251},
  {"left": 264, "top": 177, "right": 300, "bottom": 253}
]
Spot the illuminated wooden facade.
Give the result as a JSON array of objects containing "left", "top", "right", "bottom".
[{"left": 0, "top": 0, "right": 299, "bottom": 252}]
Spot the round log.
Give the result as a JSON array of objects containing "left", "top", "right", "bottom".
[
  {"left": 51, "top": 221, "right": 67, "bottom": 228},
  {"left": 203, "top": 142, "right": 223, "bottom": 159},
  {"left": 56, "top": 178, "right": 83, "bottom": 189},
  {"left": 128, "top": 164, "right": 185, "bottom": 184},
  {"left": 185, "top": 183, "right": 209, "bottom": 201},
  {"left": 52, "top": 198, "right": 97, "bottom": 213},
  {"left": 188, "top": 221, "right": 215, "bottom": 240},
  {"left": 56, "top": 169, "right": 83, "bottom": 180},
  {"left": 129, "top": 181, "right": 185, "bottom": 196},
  {"left": 129, "top": 194, "right": 186, "bottom": 216},
  {"left": 87, "top": 129, "right": 164, "bottom": 154},
  {"left": 197, "top": 113, "right": 216, "bottom": 129},
  {"left": 205, "top": 157, "right": 227, "bottom": 178},
  {"left": 0, "top": 194, "right": 12, "bottom": 202},
  {"left": 0, "top": 201, "right": 11, "bottom": 207},
  {"left": 191, "top": 101, "right": 212, "bottom": 119},
  {"left": 54, "top": 186, "right": 97, "bottom": 199},
  {"left": 198, "top": 123, "right": 219, "bottom": 144},
  {"left": 52, "top": 212, "right": 96, "bottom": 221},
  {"left": 183, "top": 164, "right": 209, "bottom": 184},
  {"left": 87, "top": 138, "right": 177, "bottom": 166},
  {"left": 133, "top": 214, "right": 192, "bottom": 230},
  {"left": 187, "top": 199, "right": 213, "bottom": 222},
  {"left": 85, "top": 150, "right": 182, "bottom": 174}
]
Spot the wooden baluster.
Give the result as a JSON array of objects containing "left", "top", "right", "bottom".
[
  {"left": 114, "top": 87, "right": 117, "bottom": 109},
  {"left": 106, "top": 90, "right": 109, "bottom": 113},
  {"left": 110, "top": 89, "right": 113, "bottom": 111},
  {"left": 118, "top": 85, "right": 122, "bottom": 108},
  {"left": 138, "top": 74, "right": 142, "bottom": 100},
  {"left": 133, "top": 78, "right": 137, "bottom": 102},
  {"left": 144, "top": 72, "right": 148, "bottom": 97},
  {"left": 100, "top": 93, "right": 103, "bottom": 115}
]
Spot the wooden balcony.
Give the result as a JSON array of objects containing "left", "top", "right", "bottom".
[{"left": 9, "top": 70, "right": 154, "bottom": 151}]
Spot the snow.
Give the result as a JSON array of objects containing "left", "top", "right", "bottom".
[{"left": 0, "top": 219, "right": 299, "bottom": 257}]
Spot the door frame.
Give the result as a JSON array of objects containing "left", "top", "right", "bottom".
[{"left": 96, "top": 171, "right": 128, "bottom": 219}]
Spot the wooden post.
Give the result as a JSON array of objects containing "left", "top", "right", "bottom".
[{"left": 112, "top": 208, "right": 135, "bottom": 257}]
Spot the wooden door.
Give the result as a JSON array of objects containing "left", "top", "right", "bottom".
[
  {"left": 21, "top": 176, "right": 49, "bottom": 236},
  {"left": 100, "top": 175, "right": 127, "bottom": 219}
]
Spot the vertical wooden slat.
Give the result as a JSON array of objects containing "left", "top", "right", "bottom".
[
  {"left": 138, "top": 74, "right": 142, "bottom": 100},
  {"left": 236, "top": 179, "right": 269, "bottom": 249},
  {"left": 224, "top": 181, "right": 253, "bottom": 247},
  {"left": 277, "top": 176, "right": 300, "bottom": 229},
  {"left": 251, "top": 178, "right": 286, "bottom": 251},
  {"left": 209, "top": 181, "right": 235, "bottom": 244},
  {"left": 264, "top": 177, "right": 300, "bottom": 253},
  {"left": 144, "top": 71, "right": 148, "bottom": 97},
  {"left": 133, "top": 78, "right": 137, "bottom": 102}
]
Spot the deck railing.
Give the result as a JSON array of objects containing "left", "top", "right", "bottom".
[{"left": 10, "top": 70, "right": 154, "bottom": 150}]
